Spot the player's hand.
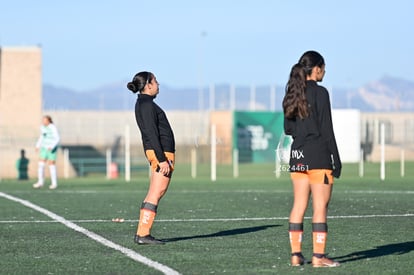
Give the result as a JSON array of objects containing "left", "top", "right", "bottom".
[
  {"left": 332, "top": 165, "right": 341, "bottom": 178},
  {"left": 157, "top": 161, "right": 171, "bottom": 176}
]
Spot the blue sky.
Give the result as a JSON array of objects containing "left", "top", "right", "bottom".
[{"left": 1, "top": 0, "right": 412, "bottom": 91}]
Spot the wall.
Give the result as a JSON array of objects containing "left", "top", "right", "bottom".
[{"left": 0, "top": 47, "right": 43, "bottom": 179}]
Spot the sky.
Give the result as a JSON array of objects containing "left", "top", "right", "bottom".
[{"left": 1, "top": 0, "right": 413, "bottom": 91}]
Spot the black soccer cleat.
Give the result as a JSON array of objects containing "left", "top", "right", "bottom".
[{"left": 134, "top": 235, "right": 165, "bottom": 245}]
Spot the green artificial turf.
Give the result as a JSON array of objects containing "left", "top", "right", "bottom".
[{"left": 1, "top": 162, "right": 413, "bottom": 274}]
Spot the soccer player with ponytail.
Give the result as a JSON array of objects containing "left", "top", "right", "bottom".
[
  {"left": 127, "top": 71, "right": 175, "bottom": 245},
  {"left": 283, "top": 51, "right": 342, "bottom": 267},
  {"left": 33, "top": 115, "right": 60, "bottom": 190}
]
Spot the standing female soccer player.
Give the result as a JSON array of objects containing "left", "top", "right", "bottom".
[
  {"left": 283, "top": 51, "right": 342, "bottom": 267},
  {"left": 127, "top": 71, "right": 175, "bottom": 245},
  {"left": 33, "top": 115, "right": 60, "bottom": 189}
]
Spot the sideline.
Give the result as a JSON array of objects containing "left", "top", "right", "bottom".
[
  {"left": 5, "top": 189, "right": 414, "bottom": 195},
  {"left": 0, "top": 192, "right": 180, "bottom": 275},
  {"left": 1, "top": 213, "right": 413, "bottom": 224}
]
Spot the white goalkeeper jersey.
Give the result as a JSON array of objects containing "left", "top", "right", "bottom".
[{"left": 36, "top": 124, "right": 60, "bottom": 149}]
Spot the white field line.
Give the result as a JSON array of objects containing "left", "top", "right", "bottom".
[
  {"left": 1, "top": 213, "right": 413, "bottom": 224},
  {"left": 0, "top": 192, "right": 180, "bottom": 275},
  {"left": 343, "top": 190, "right": 414, "bottom": 194},
  {"left": 5, "top": 189, "right": 414, "bottom": 195}
]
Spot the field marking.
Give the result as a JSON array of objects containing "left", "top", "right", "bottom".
[
  {"left": 344, "top": 190, "right": 414, "bottom": 194},
  {"left": 5, "top": 189, "right": 414, "bottom": 195},
  {"left": 1, "top": 213, "right": 413, "bottom": 224},
  {"left": 0, "top": 192, "right": 180, "bottom": 275}
]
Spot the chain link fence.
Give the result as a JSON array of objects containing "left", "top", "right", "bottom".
[{"left": 1, "top": 111, "right": 413, "bottom": 179}]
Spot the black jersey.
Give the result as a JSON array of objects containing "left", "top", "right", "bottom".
[
  {"left": 135, "top": 94, "right": 175, "bottom": 163},
  {"left": 284, "top": 80, "right": 341, "bottom": 178}
]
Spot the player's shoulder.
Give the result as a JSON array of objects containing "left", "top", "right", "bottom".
[
  {"left": 45, "top": 124, "right": 59, "bottom": 133},
  {"left": 314, "top": 84, "right": 329, "bottom": 100}
]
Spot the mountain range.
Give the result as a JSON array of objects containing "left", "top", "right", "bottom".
[{"left": 43, "top": 76, "right": 414, "bottom": 112}]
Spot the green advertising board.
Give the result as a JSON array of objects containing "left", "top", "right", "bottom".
[{"left": 233, "top": 111, "right": 285, "bottom": 163}]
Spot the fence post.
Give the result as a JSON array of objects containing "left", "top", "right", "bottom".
[
  {"left": 125, "top": 125, "right": 131, "bottom": 182},
  {"left": 63, "top": 148, "right": 70, "bottom": 179},
  {"left": 380, "top": 123, "right": 385, "bottom": 181},
  {"left": 233, "top": 148, "right": 239, "bottom": 178},
  {"left": 211, "top": 124, "right": 216, "bottom": 182},
  {"left": 191, "top": 148, "right": 197, "bottom": 179},
  {"left": 106, "top": 148, "right": 111, "bottom": 180}
]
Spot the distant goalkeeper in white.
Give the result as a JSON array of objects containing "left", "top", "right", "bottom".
[{"left": 33, "top": 115, "right": 60, "bottom": 189}]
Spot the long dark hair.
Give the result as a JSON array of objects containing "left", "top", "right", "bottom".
[
  {"left": 127, "top": 71, "right": 152, "bottom": 94},
  {"left": 283, "top": 51, "right": 325, "bottom": 119}
]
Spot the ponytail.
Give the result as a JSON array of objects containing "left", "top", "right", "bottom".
[
  {"left": 127, "top": 71, "right": 152, "bottom": 94},
  {"left": 44, "top": 115, "right": 53, "bottom": 124},
  {"left": 283, "top": 63, "right": 309, "bottom": 119},
  {"left": 283, "top": 50, "right": 325, "bottom": 119}
]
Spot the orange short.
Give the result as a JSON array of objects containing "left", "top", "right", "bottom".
[
  {"left": 290, "top": 169, "right": 334, "bottom": 184},
  {"left": 145, "top": 150, "right": 175, "bottom": 173}
]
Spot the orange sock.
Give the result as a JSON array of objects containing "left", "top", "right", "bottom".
[
  {"left": 312, "top": 223, "right": 328, "bottom": 256},
  {"left": 289, "top": 223, "right": 303, "bottom": 253},
  {"left": 136, "top": 202, "right": 158, "bottom": 237}
]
